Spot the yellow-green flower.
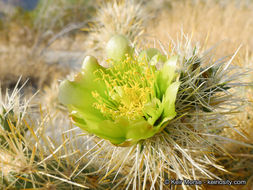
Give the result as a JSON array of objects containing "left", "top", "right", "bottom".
[{"left": 58, "top": 35, "right": 180, "bottom": 146}]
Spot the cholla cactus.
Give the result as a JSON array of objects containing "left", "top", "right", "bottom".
[
  {"left": 59, "top": 34, "right": 251, "bottom": 189},
  {"left": 0, "top": 80, "right": 106, "bottom": 189},
  {"left": 0, "top": 79, "right": 31, "bottom": 147}
]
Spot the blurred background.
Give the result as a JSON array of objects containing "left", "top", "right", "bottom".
[{"left": 0, "top": 0, "right": 253, "bottom": 95}]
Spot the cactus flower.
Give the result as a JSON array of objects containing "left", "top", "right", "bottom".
[{"left": 59, "top": 35, "right": 180, "bottom": 146}]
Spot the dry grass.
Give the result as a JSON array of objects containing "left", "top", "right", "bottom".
[
  {"left": 0, "top": 44, "right": 67, "bottom": 94},
  {"left": 148, "top": 0, "right": 253, "bottom": 59},
  {"left": 0, "top": 0, "right": 97, "bottom": 92}
]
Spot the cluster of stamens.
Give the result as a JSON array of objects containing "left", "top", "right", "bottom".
[{"left": 92, "top": 55, "right": 155, "bottom": 120}]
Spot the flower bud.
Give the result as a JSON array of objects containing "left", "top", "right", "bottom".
[{"left": 106, "top": 34, "right": 132, "bottom": 62}]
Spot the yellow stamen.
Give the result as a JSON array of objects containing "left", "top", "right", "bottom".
[{"left": 92, "top": 55, "right": 155, "bottom": 120}]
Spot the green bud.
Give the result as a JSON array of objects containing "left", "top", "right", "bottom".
[{"left": 106, "top": 34, "right": 132, "bottom": 62}]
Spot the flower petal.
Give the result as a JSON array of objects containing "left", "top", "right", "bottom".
[
  {"left": 161, "top": 81, "right": 181, "bottom": 125},
  {"left": 155, "top": 56, "right": 178, "bottom": 99},
  {"left": 126, "top": 119, "right": 157, "bottom": 141}
]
